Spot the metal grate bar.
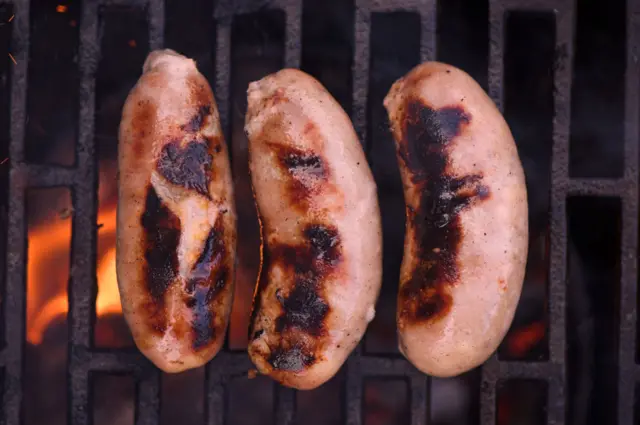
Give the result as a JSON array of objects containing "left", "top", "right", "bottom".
[
  {"left": 566, "top": 179, "right": 634, "bottom": 196},
  {"left": 4, "top": 0, "right": 29, "bottom": 424},
  {"left": 351, "top": 0, "right": 370, "bottom": 148},
  {"left": 481, "top": 2, "right": 573, "bottom": 425},
  {"left": 69, "top": 0, "right": 101, "bottom": 423},
  {"left": 147, "top": 0, "right": 165, "bottom": 50},
  {"left": 409, "top": 374, "right": 428, "bottom": 425},
  {"left": 22, "top": 165, "right": 76, "bottom": 187},
  {"left": 616, "top": 1, "right": 640, "bottom": 424}
]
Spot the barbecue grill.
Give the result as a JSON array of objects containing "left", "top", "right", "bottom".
[{"left": 0, "top": 0, "right": 635, "bottom": 424}]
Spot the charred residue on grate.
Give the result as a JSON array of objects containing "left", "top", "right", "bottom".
[
  {"left": 496, "top": 379, "right": 548, "bottom": 425},
  {"left": 569, "top": 0, "right": 626, "bottom": 178},
  {"left": 497, "top": 10, "right": 555, "bottom": 363},
  {"left": 0, "top": 3, "right": 13, "bottom": 350},
  {"left": 94, "top": 5, "right": 148, "bottom": 349},
  {"left": 365, "top": 11, "right": 420, "bottom": 356},
  {"left": 228, "top": 9, "right": 285, "bottom": 351},
  {"left": 567, "top": 196, "right": 621, "bottom": 425},
  {"left": 25, "top": 0, "right": 79, "bottom": 166}
]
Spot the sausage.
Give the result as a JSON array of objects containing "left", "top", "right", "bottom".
[
  {"left": 117, "top": 49, "right": 237, "bottom": 373},
  {"left": 383, "top": 62, "right": 528, "bottom": 377},
  {"left": 245, "top": 69, "right": 383, "bottom": 390}
]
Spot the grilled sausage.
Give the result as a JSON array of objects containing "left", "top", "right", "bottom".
[
  {"left": 384, "top": 62, "right": 528, "bottom": 377},
  {"left": 117, "top": 49, "right": 237, "bottom": 373},
  {"left": 245, "top": 69, "right": 383, "bottom": 390}
]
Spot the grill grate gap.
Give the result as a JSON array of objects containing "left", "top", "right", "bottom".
[
  {"left": 567, "top": 196, "right": 621, "bottom": 425},
  {"left": 164, "top": 0, "right": 216, "bottom": 83},
  {"left": 300, "top": 0, "right": 354, "bottom": 115},
  {"left": 0, "top": 2, "right": 14, "bottom": 351},
  {"left": 94, "top": 4, "right": 149, "bottom": 350},
  {"left": 365, "top": 10, "right": 420, "bottom": 356},
  {"left": 497, "top": 9, "right": 555, "bottom": 363},
  {"left": 24, "top": 0, "right": 79, "bottom": 167},
  {"left": 364, "top": 377, "right": 410, "bottom": 425},
  {"left": 435, "top": 0, "right": 488, "bottom": 91},
  {"left": 227, "top": 8, "right": 286, "bottom": 352},
  {"left": 569, "top": 0, "right": 626, "bottom": 179},
  {"left": 25, "top": 187, "right": 72, "bottom": 425},
  {"left": 93, "top": 373, "right": 136, "bottom": 425},
  {"left": 496, "top": 379, "right": 548, "bottom": 425}
]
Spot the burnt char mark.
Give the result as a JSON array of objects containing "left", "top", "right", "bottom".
[
  {"left": 251, "top": 224, "right": 341, "bottom": 366},
  {"left": 268, "top": 344, "right": 316, "bottom": 372},
  {"left": 140, "top": 186, "right": 181, "bottom": 301},
  {"left": 182, "top": 104, "right": 212, "bottom": 133},
  {"left": 304, "top": 224, "right": 341, "bottom": 265},
  {"left": 189, "top": 267, "right": 228, "bottom": 350},
  {"left": 187, "top": 224, "right": 226, "bottom": 288},
  {"left": 270, "top": 224, "right": 341, "bottom": 339},
  {"left": 188, "top": 284, "right": 215, "bottom": 350},
  {"left": 272, "top": 144, "right": 328, "bottom": 207},
  {"left": 185, "top": 223, "right": 229, "bottom": 351},
  {"left": 281, "top": 151, "right": 323, "bottom": 172},
  {"left": 398, "top": 100, "right": 490, "bottom": 324},
  {"left": 275, "top": 276, "right": 329, "bottom": 337},
  {"left": 157, "top": 140, "right": 212, "bottom": 197},
  {"left": 399, "top": 102, "right": 470, "bottom": 178}
]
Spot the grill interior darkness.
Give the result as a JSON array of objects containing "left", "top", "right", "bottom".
[{"left": 0, "top": 0, "right": 638, "bottom": 424}]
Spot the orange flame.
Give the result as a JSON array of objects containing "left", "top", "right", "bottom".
[{"left": 27, "top": 205, "right": 121, "bottom": 344}]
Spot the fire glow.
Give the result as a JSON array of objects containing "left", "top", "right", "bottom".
[{"left": 26, "top": 200, "right": 121, "bottom": 345}]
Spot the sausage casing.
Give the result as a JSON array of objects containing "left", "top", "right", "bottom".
[
  {"left": 245, "top": 69, "right": 383, "bottom": 390},
  {"left": 384, "top": 62, "right": 528, "bottom": 377},
  {"left": 117, "top": 49, "right": 237, "bottom": 373}
]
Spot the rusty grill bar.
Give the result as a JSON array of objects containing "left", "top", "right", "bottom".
[{"left": 1, "top": 0, "right": 639, "bottom": 424}]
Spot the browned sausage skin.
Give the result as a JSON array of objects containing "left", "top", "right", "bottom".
[
  {"left": 384, "top": 62, "right": 528, "bottom": 377},
  {"left": 245, "top": 69, "right": 383, "bottom": 390},
  {"left": 117, "top": 49, "right": 237, "bottom": 373}
]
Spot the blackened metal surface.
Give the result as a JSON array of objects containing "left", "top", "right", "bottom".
[{"left": 1, "top": 1, "right": 639, "bottom": 425}]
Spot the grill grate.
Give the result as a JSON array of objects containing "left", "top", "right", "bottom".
[{"left": 1, "top": 0, "right": 639, "bottom": 424}]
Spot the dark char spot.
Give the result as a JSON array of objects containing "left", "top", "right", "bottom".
[
  {"left": 182, "top": 104, "right": 211, "bottom": 133},
  {"left": 281, "top": 151, "right": 323, "bottom": 173},
  {"left": 185, "top": 224, "right": 228, "bottom": 350},
  {"left": 272, "top": 224, "right": 341, "bottom": 336},
  {"left": 398, "top": 100, "right": 489, "bottom": 324},
  {"left": 275, "top": 276, "right": 329, "bottom": 337},
  {"left": 187, "top": 225, "right": 226, "bottom": 289},
  {"left": 304, "top": 224, "right": 341, "bottom": 265},
  {"left": 140, "top": 186, "right": 181, "bottom": 301},
  {"left": 260, "top": 144, "right": 330, "bottom": 209},
  {"left": 268, "top": 344, "right": 316, "bottom": 372},
  {"left": 157, "top": 140, "right": 212, "bottom": 197}
]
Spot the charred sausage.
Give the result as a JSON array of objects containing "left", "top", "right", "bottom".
[
  {"left": 245, "top": 69, "right": 383, "bottom": 390},
  {"left": 117, "top": 49, "right": 237, "bottom": 373},
  {"left": 383, "top": 62, "right": 528, "bottom": 377}
]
